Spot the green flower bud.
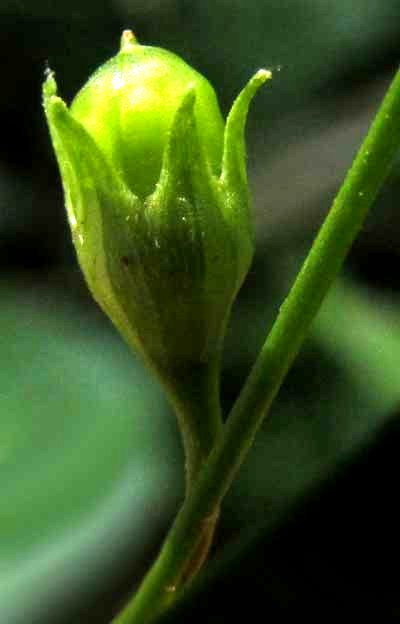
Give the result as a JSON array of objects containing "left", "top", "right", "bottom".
[{"left": 43, "top": 31, "right": 270, "bottom": 484}]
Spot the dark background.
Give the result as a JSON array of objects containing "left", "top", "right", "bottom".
[{"left": 1, "top": 1, "right": 400, "bottom": 622}]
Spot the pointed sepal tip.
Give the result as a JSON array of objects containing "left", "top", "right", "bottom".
[{"left": 221, "top": 68, "right": 271, "bottom": 189}]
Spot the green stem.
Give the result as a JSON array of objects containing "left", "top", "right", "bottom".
[
  {"left": 163, "top": 360, "right": 223, "bottom": 588},
  {"left": 112, "top": 66, "right": 400, "bottom": 624},
  {"left": 112, "top": 360, "right": 222, "bottom": 624},
  {"left": 168, "top": 358, "right": 223, "bottom": 492}
]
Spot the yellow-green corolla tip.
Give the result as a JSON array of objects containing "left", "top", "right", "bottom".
[{"left": 120, "top": 29, "right": 140, "bottom": 52}]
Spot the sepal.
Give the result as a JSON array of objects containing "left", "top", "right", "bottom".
[
  {"left": 43, "top": 71, "right": 144, "bottom": 353},
  {"left": 221, "top": 69, "right": 271, "bottom": 196}
]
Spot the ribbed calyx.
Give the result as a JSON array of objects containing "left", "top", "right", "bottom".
[{"left": 43, "top": 31, "right": 270, "bottom": 483}]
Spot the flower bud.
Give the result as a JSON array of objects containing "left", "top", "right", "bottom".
[{"left": 43, "top": 31, "right": 270, "bottom": 483}]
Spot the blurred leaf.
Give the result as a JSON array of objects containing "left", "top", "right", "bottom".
[
  {"left": 223, "top": 276, "right": 400, "bottom": 524},
  {"left": 314, "top": 277, "right": 400, "bottom": 407},
  {"left": 0, "top": 277, "right": 180, "bottom": 624}
]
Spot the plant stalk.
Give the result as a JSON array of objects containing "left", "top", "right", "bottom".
[{"left": 112, "top": 65, "right": 400, "bottom": 624}]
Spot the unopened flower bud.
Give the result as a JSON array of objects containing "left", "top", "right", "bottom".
[{"left": 43, "top": 31, "right": 270, "bottom": 483}]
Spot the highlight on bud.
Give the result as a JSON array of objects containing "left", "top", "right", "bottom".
[{"left": 43, "top": 30, "right": 270, "bottom": 400}]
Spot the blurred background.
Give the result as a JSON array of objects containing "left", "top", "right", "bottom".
[{"left": 1, "top": 1, "right": 400, "bottom": 622}]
